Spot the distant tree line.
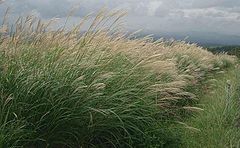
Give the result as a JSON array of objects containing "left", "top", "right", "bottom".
[{"left": 206, "top": 46, "right": 240, "bottom": 58}]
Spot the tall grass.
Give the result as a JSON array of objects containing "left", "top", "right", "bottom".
[
  {"left": 0, "top": 9, "right": 236, "bottom": 147},
  {"left": 180, "top": 67, "right": 240, "bottom": 148}
]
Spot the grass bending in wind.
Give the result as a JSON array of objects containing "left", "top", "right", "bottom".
[
  {"left": 181, "top": 66, "right": 240, "bottom": 148},
  {"left": 0, "top": 9, "right": 237, "bottom": 147}
]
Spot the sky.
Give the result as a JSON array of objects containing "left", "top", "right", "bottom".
[{"left": 1, "top": 0, "right": 240, "bottom": 44}]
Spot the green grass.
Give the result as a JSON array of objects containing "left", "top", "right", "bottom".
[
  {"left": 180, "top": 67, "right": 240, "bottom": 148},
  {"left": 0, "top": 50, "right": 179, "bottom": 147}
]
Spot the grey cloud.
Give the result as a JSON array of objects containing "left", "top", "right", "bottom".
[
  {"left": 155, "top": 8, "right": 170, "bottom": 17},
  {"left": 0, "top": 0, "right": 240, "bottom": 37},
  {"left": 181, "top": 0, "right": 240, "bottom": 9}
]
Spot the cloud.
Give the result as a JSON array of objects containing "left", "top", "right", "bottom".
[
  {"left": 0, "top": 0, "right": 240, "bottom": 36},
  {"left": 148, "top": 1, "right": 163, "bottom": 16},
  {"left": 191, "top": 0, "right": 240, "bottom": 8}
]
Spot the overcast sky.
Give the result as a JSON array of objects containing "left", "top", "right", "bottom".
[{"left": 1, "top": 0, "right": 240, "bottom": 36}]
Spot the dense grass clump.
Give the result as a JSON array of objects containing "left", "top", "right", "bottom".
[
  {"left": 0, "top": 50, "right": 173, "bottom": 147},
  {"left": 0, "top": 10, "right": 236, "bottom": 147}
]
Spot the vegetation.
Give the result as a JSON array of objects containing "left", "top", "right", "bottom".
[
  {"left": 181, "top": 67, "right": 240, "bottom": 147},
  {"left": 0, "top": 9, "right": 238, "bottom": 147},
  {"left": 207, "top": 46, "right": 240, "bottom": 58}
]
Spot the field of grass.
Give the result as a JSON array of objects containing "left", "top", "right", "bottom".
[
  {"left": 181, "top": 67, "right": 240, "bottom": 147},
  {"left": 0, "top": 10, "right": 239, "bottom": 147}
]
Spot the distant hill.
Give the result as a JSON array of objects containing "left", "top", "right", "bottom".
[
  {"left": 206, "top": 45, "right": 240, "bottom": 58},
  {"left": 136, "top": 31, "right": 240, "bottom": 46}
]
